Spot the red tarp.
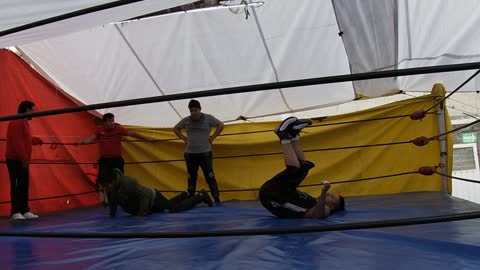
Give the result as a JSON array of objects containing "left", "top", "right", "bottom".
[{"left": 0, "top": 49, "right": 100, "bottom": 216}]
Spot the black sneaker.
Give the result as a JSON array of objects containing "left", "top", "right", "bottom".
[
  {"left": 274, "top": 117, "right": 298, "bottom": 143},
  {"left": 199, "top": 189, "right": 213, "bottom": 207},
  {"left": 289, "top": 118, "right": 312, "bottom": 139}
]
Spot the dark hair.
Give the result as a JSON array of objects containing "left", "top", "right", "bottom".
[
  {"left": 188, "top": 99, "right": 201, "bottom": 110},
  {"left": 18, "top": 100, "right": 35, "bottom": 114},
  {"left": 103, "top": 113, "right": 114, "bottom": 121},
  {"left": 99, "top": 168, "right": 114, "bottom": 184}
]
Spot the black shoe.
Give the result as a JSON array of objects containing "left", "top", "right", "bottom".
[
  {"left": 199, "top": 189, "right": 213, "bottom": 207},
  {"left": 214, "top": 197, "right": 221, "bottom": 204},
  {"left": 289, "top": 118, "right": 312, "bottom": 139},
  {"left": 274, "top": 117, "right": 298, "bottom": 143}
]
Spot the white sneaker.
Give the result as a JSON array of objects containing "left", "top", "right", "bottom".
[
  {"left": 23, "top": 212, "right": 39, "bottom": 219},
  {"left": 11, "top": 213, "right": 26, "bottom": 220}
]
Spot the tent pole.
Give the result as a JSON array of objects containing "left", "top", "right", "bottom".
[
  {"left": 0, "top": 0, "right": 146, "bottom": 38},
  {"left": 436, "top": 92, "right": 448, "bottom": 192}
]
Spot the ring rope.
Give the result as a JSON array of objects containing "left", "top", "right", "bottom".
[
  {"left": 0, "top": 111, "right": 435, "bottom": 143},
  {"left": 1, "top": 62, "right": 480, "bottom": 123},
  {"left": 0, "top": 168, "right": 431, "bottom": 203},
  {"left": 0, "top": 139, "right": 416, "bottom": 165},
  {"left": 1, "top": 211, "right": 479, "bottom": 238}
]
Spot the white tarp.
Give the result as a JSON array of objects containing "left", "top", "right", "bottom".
[
  {"left": 333, "top": 0, "right": 399, "bottom": 97},
  {"left": 397, "top": 0, "right": 480, "bottom": 92},
  {"left": 2, "top": 0, "right": 480, "bottom": 126},
  {"left": 0, "top": 0, "right": 196, "bottom": 48},
  {"left": 0, "top": 0, "right": 113, "bottom": 32},
  {"left": 18, "top": 0, "right": 354, "bottom": 127}
]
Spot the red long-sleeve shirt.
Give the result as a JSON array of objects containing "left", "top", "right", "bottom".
[{"left": 5, "top": 119, "right": 33, "bottom": 163}]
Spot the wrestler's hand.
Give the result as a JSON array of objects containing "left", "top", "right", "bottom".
[{"left": 321, "top": 180, "right": 331, "bottom": 191}]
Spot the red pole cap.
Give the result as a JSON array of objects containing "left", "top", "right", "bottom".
[
  {"left": 410, "top": 110, "right": 426, "bottom": 120},
  {"left": 418, "top": 166, "right": 436, "bottom": 175},
  {"left": 412, "top": 136, "right": 430, "bottom": 146}
]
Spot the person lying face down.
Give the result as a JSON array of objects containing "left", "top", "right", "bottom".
[{"left": 102, "top": 168, "right": 213, "bottom": 217}]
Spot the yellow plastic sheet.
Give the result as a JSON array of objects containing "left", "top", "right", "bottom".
[{"left": 123, "top": 85, "right": 452, "bottom": 200}]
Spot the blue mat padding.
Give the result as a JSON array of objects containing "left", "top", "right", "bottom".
[{"left": 1, "top": 192, "right": 480, "bottom": 270}]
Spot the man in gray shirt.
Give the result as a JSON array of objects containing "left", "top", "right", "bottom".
[{"left": 173, "top": 99, "right": 224, "bottom": 203}]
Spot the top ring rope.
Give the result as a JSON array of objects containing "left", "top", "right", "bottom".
[{"left": 0, "top": 62, "right": 480, "bottom": 123}]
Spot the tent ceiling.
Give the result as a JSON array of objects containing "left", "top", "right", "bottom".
[
  {"left": 0, "top": 0, "right": 196, "bottom": 48},
  {"left": 1, "top": 0, "right": 114, "bottom": 33},
  {"left": 2, "top": 0, "right": 480, "bottom": 126}
]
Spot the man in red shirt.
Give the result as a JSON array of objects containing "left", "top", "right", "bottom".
[
  {"left": 76, "top": 113, "right": 155, "bottom": 207},
  {"left": 6, "top": 100, "right": 44, "bottom": 220}
]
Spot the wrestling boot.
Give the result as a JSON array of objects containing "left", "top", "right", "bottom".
[
  {"left": 274, "top": 117, "right": 298, "bottom": 144},
  {"left": 289, "top": 118, "right": 312, "bottom": 140}
]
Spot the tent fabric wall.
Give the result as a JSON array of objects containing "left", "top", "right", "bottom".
[
  {"left": 396, "top": 0, "right": 480, "bottom": 93},
  {"left": 0, "top": 1, "right": 466, "bottom": 215},
  {"left": 0, "top": 0, "right": 197, "bottom": 48},
  {"left": 17, "top": 0, "right": 355, "bottom": 127},
  {"left": 333, "top": 0, "right": 399, "bottom": 96},
  {"left": 0, "top": 0, "right": 113, "bottom": 32},
  {"left": 113, "top": 90, "right": 451, "bottom": 201},
  {"left": 0, "top": 48, "right": 453, "bottom": 215},
  {"left": 0, "top": 49, "right": 100, "bottom": 216},
  {"left": 12, "top": 0, "right": 480, "bottom": 128}
]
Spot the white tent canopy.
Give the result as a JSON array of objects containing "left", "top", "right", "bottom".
[
  {"left": 0, "top": 0, "right": 196, "bottom": 48},
  {"left": 2, "top": 0, "right": 480, "bottom": 126}
]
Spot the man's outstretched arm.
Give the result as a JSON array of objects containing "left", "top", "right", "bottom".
[
  {"left": 127, "top": 130, "right": 155, "bottom": 142},
  {"left": 304, "top": 181, "right": 331, "bottom": 219}
]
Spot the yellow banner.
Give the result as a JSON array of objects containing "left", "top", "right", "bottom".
[{"left": 123, "top": 86, "right": 452, "bottom": 200}]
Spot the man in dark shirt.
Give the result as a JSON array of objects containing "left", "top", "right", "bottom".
[
  {"left": 105, "top": 169, "right": 212, "bottom": 217},
  {"left": 259, "top": 117, "right": 345, "bottom": 219}
]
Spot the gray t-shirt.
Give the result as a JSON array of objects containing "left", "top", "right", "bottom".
[{"left": 174, "top": 113, "right": 221, "bottom": 153}]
